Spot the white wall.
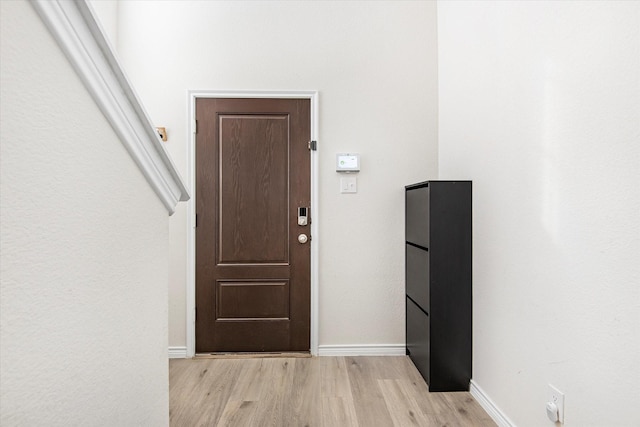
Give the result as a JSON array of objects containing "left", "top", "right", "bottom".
[
  {"left": 438, "top": 1, "right": 639, "bottom": 426},
  {"left": 116, "top": 1, "right": 439, "bottom": 350},
  {"left": 1, "top": 1, "right": 170, "bottom": 425},
  {"left": 88, "top": 0, "right": 118, "bottom": 48}
]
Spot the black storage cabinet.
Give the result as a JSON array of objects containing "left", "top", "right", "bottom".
[{"left": 405, "top": 180, "right": 472, "bottom": 392}]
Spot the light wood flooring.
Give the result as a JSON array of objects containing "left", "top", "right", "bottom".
[{"left": 169, "top": 356, "right": 496, "bottom": 427}]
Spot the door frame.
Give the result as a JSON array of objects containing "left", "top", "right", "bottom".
[{"left": 186, "top": 90, "right": 319, "bottom": 357}]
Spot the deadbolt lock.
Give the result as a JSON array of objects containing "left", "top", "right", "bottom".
[{"left": 298, "top": 207, "right": 309, "bottom": 226}]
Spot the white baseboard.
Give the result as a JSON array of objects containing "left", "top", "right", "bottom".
[
  {"left": 318, "top": 344, "right": 406, "bottom": 356},
  {"left": 168, "top": 346, "right": 187, "bottom": 359},
  {"left": 470, "top": 380, "right": 516, "bottom": 427}
]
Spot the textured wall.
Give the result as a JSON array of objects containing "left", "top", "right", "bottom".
[
  {"left": 115, "top": 1, "right": 439, "bottom": 349},
  {"left": 1, "top": 1, "right": 170, "bottom": 425},
  {"left": 438, "top": 1, "right": 640, "bottom": 425}
]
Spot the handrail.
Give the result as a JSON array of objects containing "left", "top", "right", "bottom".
[{"left": 30, "top": 0, "right": 190, "bottom": 214}]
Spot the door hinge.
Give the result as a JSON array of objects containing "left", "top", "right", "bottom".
[
  {"left": 193, "top": 120, "right": 198, "bottom": 134},
  {"left": 308, "top": 140, "right": 317, "bottom": 151},
  {"left": 195, "top": 214, "right": 198, "bottom": 228}
]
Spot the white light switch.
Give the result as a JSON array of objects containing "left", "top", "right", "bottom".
[{"left": 340, "top": 177, "right": 357, "bottom": 193}]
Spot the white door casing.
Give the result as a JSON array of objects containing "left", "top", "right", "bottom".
[{"left": 186, "top": 90, "right": 319, "bottom": 357}]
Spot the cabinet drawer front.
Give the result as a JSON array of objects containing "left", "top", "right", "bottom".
[
  {"left": 406, "top": 244, "right": 429, "bottom": 311},
  {"left": 406, "top": 185, "right": 429, "bottom": 247},
  {"left": 406, "top": 297, "right": 430, "bottom": 385}
]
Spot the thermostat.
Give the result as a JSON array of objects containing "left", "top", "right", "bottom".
[{"left": 336, "top": 153, "right": 360, "bottom": 172}]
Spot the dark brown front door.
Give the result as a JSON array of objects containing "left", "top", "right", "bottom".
[{"left": 195, "top": 98, "right": 311, "bottom": 353}]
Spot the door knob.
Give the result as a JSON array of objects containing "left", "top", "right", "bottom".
[{"left": 298, "top": 234, "right": 308, "bottom": 244}]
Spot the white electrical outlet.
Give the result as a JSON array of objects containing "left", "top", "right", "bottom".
[{"left": 548, "top": 384, "right": 565, "bottom": 423}]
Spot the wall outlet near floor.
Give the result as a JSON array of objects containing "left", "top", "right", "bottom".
[{"left": 548, "top": 384, "right": 565, "bottom": 423}]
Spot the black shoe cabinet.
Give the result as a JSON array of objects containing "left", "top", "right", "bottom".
[{"left": 405, "top": 180, "right": 472, "bottom": 392}]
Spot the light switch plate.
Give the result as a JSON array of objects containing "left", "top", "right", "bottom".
[{"left": 340, "top": 177, "right": 357, "bottom": 193}]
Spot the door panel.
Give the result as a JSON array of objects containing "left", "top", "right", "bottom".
[
  {"left": 216, "top": 281, "right": 290, "bottom": 319},
  {"left": 195, "top": 98, "right": 311, "bottom": 353},
  {"left": 218, "top": 114, "right": 289, "bottom": 264}
]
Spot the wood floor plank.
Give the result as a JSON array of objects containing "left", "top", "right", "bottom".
[
  {"left": 226, "top": 358, "right": 264, "bottom": 402},
  {"left": 191, "top": 360, "right": 245, "bottom": 426},
  {"left": 344, "top": 357, "right": 395, "bottom": 427},
  {"left": 169, "top": 356, "right": 496, "bottom": 427},
  {"left": 319, "top": 357, "right": 359, "bottom": 425},
  {"left": 397, "top": 358, "right": 455, "bottom": 416},
  {"left": 321, "top": 396, "right": 359, "bottom": 427},
  {"left": 170, "top": 359, "right": 221, "bottom": 424},
  {"left": 283, "top": 357, "right": 323, "bottom": 426},
  {"left": 215, "top": 400, "right": 259, "bottom": 427},
  {"left": 379, "top": 379, "right": 432, "bottom": 426},
  {"left": 444, "top": 392, "right": 498, "bottom": 426},
  {"left": 251, "top": 359, "right": 296, "bottom": 427},
  {"left": 369, "top": 355, "right": 410, "bottom": 379}
]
